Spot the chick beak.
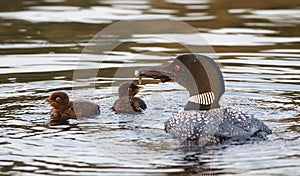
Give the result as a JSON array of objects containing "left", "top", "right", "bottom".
[
  {"left": 44, "top": 99, "right": 50, "bottom": 104},
  {"left": 137, "top": 86, "right": 143, "bottom": 92}
]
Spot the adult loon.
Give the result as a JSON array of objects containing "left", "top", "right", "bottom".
[
  {"left": 112, "top": 81, "right": 147, "bottom": 113},
  {"left": 135, "top": 54, "right": 272, "bottom": 145},
  {"left": 45, "top": 91, "right": 100, "bottom": 120}
]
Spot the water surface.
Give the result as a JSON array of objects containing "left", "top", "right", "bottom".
[{"left": 0, "top": 0, "right": 299, "bottom": 175}]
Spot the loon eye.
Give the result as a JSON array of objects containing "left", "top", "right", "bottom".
[{"left": 175, "top": 65, "right": 180, "bottom": 71}]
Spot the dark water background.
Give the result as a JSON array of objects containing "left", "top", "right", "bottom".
[{"left": 0, "top": 0, "right": 299, "bottom": 175}]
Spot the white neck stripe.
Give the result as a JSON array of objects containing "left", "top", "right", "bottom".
[{"left": 188, "top": 92, "right": 215, "bottom": 105}]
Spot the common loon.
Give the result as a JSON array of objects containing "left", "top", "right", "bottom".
[
  {"left": 112, "top": 81, "right": 147, "bottom": 113},
  {"left": 45, "top": 91, "right": 100, "bottom": 120},
  {"left": 135, "top": 54, "right": 272, "bottom": 145}
]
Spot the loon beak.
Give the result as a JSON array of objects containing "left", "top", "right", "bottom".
[{"left": 135, "top": 65, "right": 173, "bottom": 83}]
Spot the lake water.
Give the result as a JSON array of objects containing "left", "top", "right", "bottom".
[{"left": 0, "top": 0, "right": 299, "bottom": 175}]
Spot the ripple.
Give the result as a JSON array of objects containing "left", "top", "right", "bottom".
[
  {"left": 240, "top": 9, "right": 300, "bottom": 25},
  {"left": 210, "top": 28, "right": 278, "bottom": 34},
  {"left": 132, "top": 33, "right": 300, "bottom": 46},
  {"left": 166, "top": 0, "right": 210, "bottom": 4},
  {"left": 0, "top": 6, "right": 142, "bottom": 23}
]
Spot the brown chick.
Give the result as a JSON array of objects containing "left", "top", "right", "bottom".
[
  {"left": 112, "top": 81, "right": 147, "bottom": 114},
  {"left": 45, "top": 91, "right": 100, "bottom": 120}
]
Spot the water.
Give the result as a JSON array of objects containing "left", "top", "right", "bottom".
[{"left": 0, "top": 0, "right": 299, "bottom": 175}]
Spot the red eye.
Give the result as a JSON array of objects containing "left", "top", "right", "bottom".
[{"left": 175, "top": 65, "right": 180, "bottom": 71}]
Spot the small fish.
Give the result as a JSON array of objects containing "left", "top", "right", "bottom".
[{"left": 138, "top": 76, "right": 142, "bottom": 85}]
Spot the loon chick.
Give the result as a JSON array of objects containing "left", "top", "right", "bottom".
[
  {"left": 45, "top": 91, "right": 100, "bottom": 120},
  {"left": 135, "top": 54, "right": 272, "bottom": 145},
  {"left": 112, "top": 81, "right": 147, "bottom": 114}
]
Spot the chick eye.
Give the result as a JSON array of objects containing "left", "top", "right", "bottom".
[
  {"left": 55, "top": 97, "right": 61, "bottom": 102},
  {"left": 175, "top": 65, "right": 180, "bottom": 71}
]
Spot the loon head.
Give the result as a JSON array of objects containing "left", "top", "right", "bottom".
[{"left": 135, "top": 54, "right": 225, "bottom": 110}]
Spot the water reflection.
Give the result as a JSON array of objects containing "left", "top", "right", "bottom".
[{"left": 0, "top": 0, "right": 299, "bottom": 175}]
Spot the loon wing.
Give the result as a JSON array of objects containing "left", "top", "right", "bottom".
[
  {"left": 215, "top": 122, "right": 251, "bottom": 141},
  {"left": 223, "top": 108, "right": 272, "bottom": 137},
  {"left": 165, "top": 108, "right": 272, "bottom": 144}
]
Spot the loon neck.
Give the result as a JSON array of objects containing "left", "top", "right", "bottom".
[
  {"left": 184, "top": 101, "right": 210, "bottom": 110},
  {"left": 188, "top": 92, "right": 215, "bottom": 105},
  {"left": 185, "top": 92, "right": 220, "bottom": 110}
]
